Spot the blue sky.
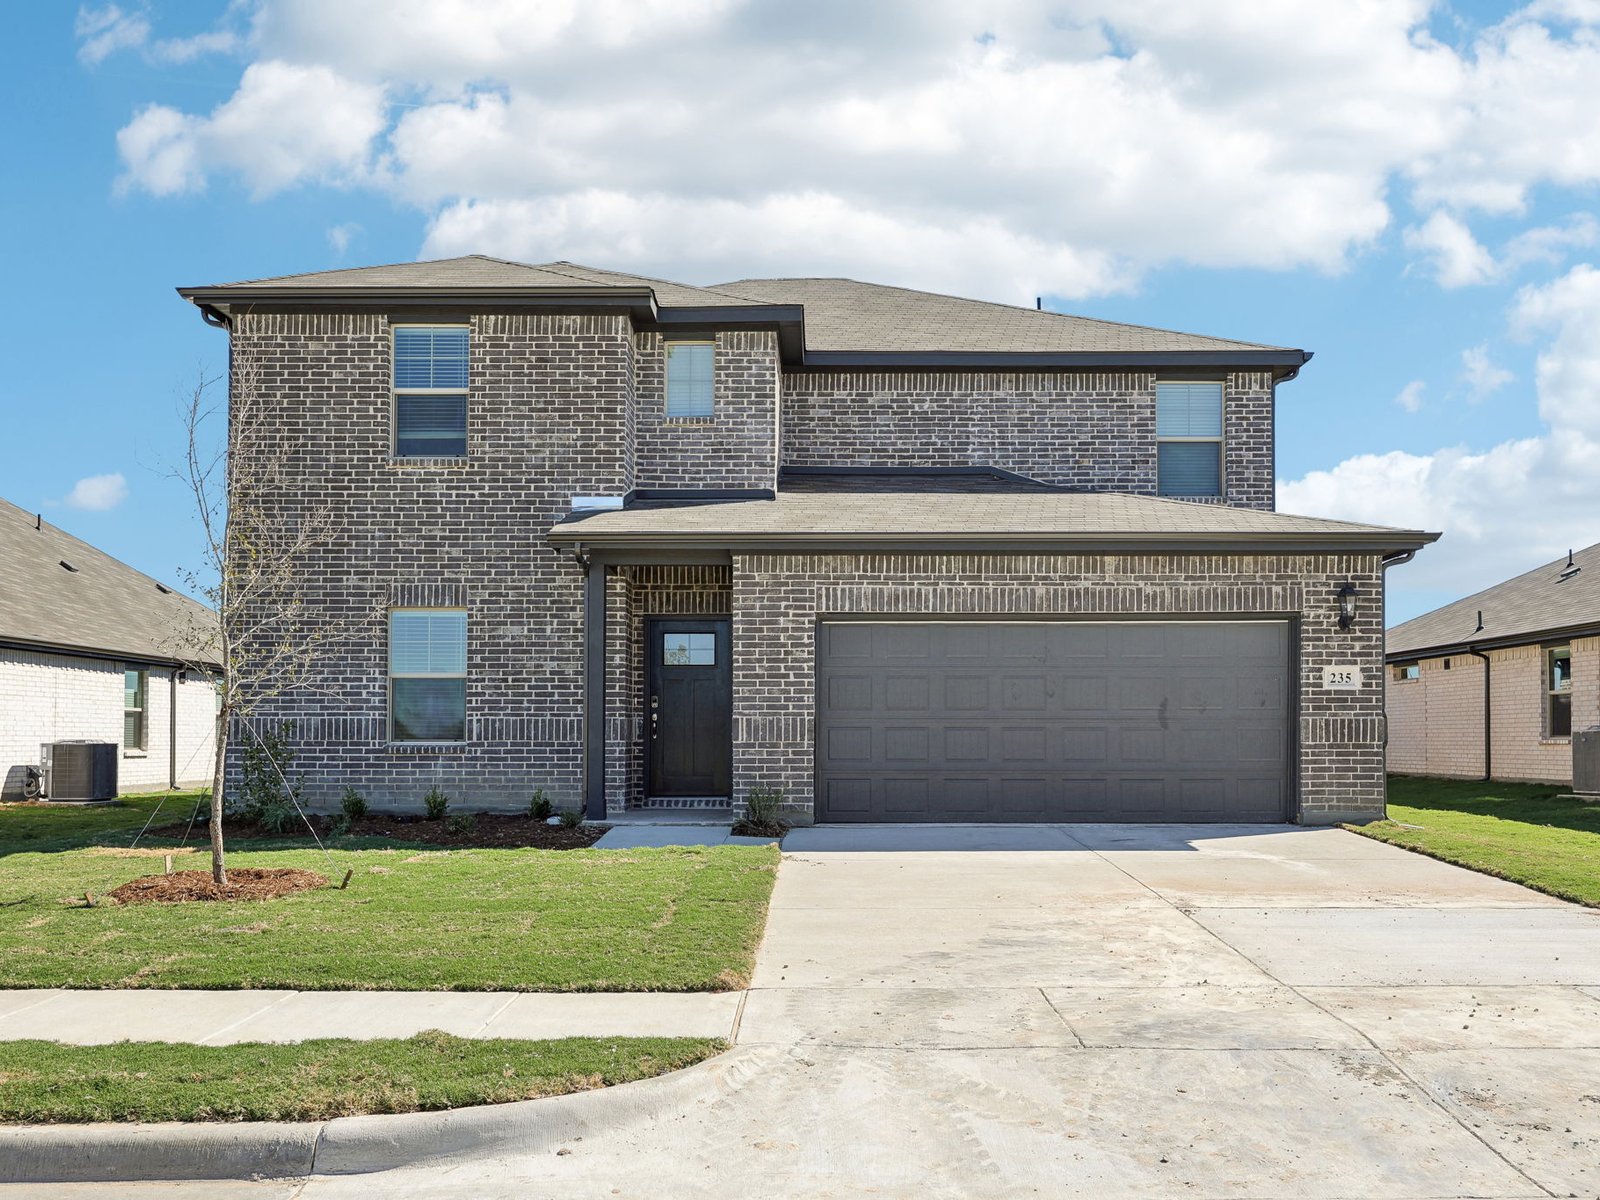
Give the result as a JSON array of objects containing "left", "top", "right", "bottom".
[{"left": 5, "top": 1, "right": 1600, "bottom": 625}]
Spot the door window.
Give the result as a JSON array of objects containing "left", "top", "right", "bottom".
[{"left": 663, "top": 632, "right": 716, "bottom": 665}]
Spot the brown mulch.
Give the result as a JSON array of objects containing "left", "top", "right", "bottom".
[
  {"left": 147, "top": 812, "right": 610, "bottom": 850},
  {"left": 107, "top": 867, "right": 329, "bottom": 905}
]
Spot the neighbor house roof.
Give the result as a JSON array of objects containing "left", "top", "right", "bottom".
[
  {"left": 1387, "top": 542, "right": 1600, "bottom": 658},
  {"left": 0, "top": 497, "right": 218, "bottom": 667},
  {"left": 179, "top": 256, "right": 1310, "bottom": 373},
  {"left": 549, "top": 490, "right": 1436, "bottom": 555}
]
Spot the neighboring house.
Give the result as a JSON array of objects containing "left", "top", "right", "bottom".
[
  {"left": 1387, "top": 543, "right": 1600, "bottom": 785},
  {"left": 178, "top": 256, "right": 1434, "bottom": 825},
  {"left": 0, "top": 497, "right": 219, "bottom": 799}
]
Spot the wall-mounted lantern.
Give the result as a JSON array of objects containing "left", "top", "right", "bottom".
[{"left": 1337, "top": 583, "right": 1358, "bottom": 631}]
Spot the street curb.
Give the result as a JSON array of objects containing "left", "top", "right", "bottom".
[{"left": 0, "top": 1044, "right": 776, "bottom": 1184}]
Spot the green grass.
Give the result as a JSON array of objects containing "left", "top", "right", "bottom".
[
  {"left": 1349, "top": 776, "right": 1600, "bottom": 907},
  {"left": 0, "top": 1032, "right": 723, "bottom": 1123},
  {"left": 0, "top": 794, "right": 778, "bottom": 991}
]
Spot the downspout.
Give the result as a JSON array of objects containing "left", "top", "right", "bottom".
[
  {"left": 169, "top": 669, "right": 179, "bottom": 789},
  {"left": 1380, "top": 548, "right": 1417, "bottom": 818},
  {"left": 1467, "top": 609, "right": 1492, "bottom": 782}
]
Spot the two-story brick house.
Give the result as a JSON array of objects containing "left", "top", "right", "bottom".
[{"left": 180, "top": 256, "right": 1435, "bottom": 825}]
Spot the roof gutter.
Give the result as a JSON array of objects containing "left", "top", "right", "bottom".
[{"left": 1387, "top": 617, "right": 1600, "bottom": 662}]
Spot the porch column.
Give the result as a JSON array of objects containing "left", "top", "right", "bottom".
[{"left": 582, "top": 560, "right": 607, "bottom": 820}]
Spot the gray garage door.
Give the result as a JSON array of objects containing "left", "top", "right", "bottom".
[{"left": 815, "top": 620, "right": 1290, "bottom": 823}]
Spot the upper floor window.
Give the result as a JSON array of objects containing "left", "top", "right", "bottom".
[
  {"left": 123, "top": 668, "right": 147, "bottom": 750},
  {"left": 666, "top": 340, "right": 714, "bottom": 418},
  {"left": 1394, "top": 662, "right": 1420, "bottom": 681},
  {"left": 1156, "top": 381, "right": 1223, "bottom": 498},
  {"left": 389, "top": 608, "right": 467, "bottom": 742},
  {"left": 1546, "top": 644, "right": 1572, "bottom": 737},
  {"left": 393, "top": 326, "right": 468, "bottom": 458}
]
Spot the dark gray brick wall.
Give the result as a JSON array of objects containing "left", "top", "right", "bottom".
[
  {"left": 227, "top": 309, "right": 630, "bottom": 811},
  {"left": 632, "top": 330, "right": 779, "bottom": 491},
  {"left": 782, "top": 370, "right": 1275, "bottom": 510},
  {"left": 729, "top": 552, "right": 1386, "bottom": 824}
]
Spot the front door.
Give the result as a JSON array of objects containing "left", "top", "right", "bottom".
[{"left": 646, "top": 618, "right": 732, "bottom": 797}]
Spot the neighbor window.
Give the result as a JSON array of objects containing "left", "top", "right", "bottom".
[
  {"left": 393, "top": 326, "right": 468, "bottom": 458},
  {"left": 1394, "top": 663, "right": 1420, "bottom": 681},
  {"left": 389, "top": 609, "right": 467, "bottom": 741},
  {"left": 1546, "top": 645, "right": 1572, "bottom": 737},
  {"left": 123, "top": 668, "right": 147, "bottom": 751},
  {"left": 665, "top": 341, "right": 714, "bottom": 417},
  {"left": 1156, "top": 381, "right": 1224, "bottom": 498}
]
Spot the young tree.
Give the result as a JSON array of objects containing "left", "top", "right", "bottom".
[{"left": 171, "top": 354, "right": 356, "bottom": 885}]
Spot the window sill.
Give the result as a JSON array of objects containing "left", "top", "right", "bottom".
[
  {"left": 1540, "top": 737, "right": 1572, "bottom": 745},
  {"left": 661, "top": 416, "right": 717, "bottom": 424},
  {"left": 123, "top": 751, "right": 148, "bottom": 759},
  {"left": 385, "top": 741, "right": 469, "bottom": 754},
  {"left": 387, "top": 457, "right": 470, "bottom": 469}
]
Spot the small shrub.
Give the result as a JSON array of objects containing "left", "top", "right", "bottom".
[
  {"left": 256, "top": 796, "right": 298, "bottom": 835},
  {"left": 340, "top": 787, "right": 368, "bottom": 821},
  {"left": 326, "top": 813, "right": 352, "bottom": 838},
  {"left": 446, "top": 812, "right": 477, "bottom": 835},
  {"left": 528, "top": 790, "right": 553, "bottom": 821},
  {"left": 559, "top": 807, "right": 583, "bottom": 829},
  {"left": 423, "top": 786, "right": 450, "bottom": 821},
  {"left": 734, "top": 785, "right": 789, "bottom": 837},
  {"left": 235, "top": 720, "right": 305, "bottom": 828}
]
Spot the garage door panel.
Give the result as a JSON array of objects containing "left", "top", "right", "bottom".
[{"left": 817, "top": 621, "right": 1290, "bottom": 823}]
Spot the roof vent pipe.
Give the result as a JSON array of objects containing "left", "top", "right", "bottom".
[
  {"left": 1035, "top": 297, "right": 1042, "bottom": 310},
  {"left": 1474, "top": 609, "right": 1484, "bottom": 633}
]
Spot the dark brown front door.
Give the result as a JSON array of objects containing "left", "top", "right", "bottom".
[{"left": 647, "top": 618, "right": 732, "bottom": 797}]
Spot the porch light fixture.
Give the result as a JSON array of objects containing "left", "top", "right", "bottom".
[{"left": 1336, "top": 583, "right": 1358, "bottom": 631}]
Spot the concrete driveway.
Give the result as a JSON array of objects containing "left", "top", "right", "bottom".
[{"left": 24, "top": 824, "right": 1600, "bottom": 1199}]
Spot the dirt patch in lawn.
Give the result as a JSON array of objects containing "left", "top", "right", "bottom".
[
  {"left": 147, "top": 812, "right": 610, "bottom": 850},
  {"left": 108, "top": 867, "right": 328, "bottom": 905}
]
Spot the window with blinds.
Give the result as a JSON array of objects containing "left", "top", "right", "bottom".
[
  {"left": 393, "top": 326, "right": 468, "bottom": 458},
  {"left": 389, "top": 609, "right": 467, "bottom": 742},
  {"left": 1156, "top": 381, "right": 1224, "bottom": 498},
  {"left": 666, "top": 341, "right": 714, "bottom": 417},
  {"left": 123, "top": 668, "right": 147, "bottom": 751}
]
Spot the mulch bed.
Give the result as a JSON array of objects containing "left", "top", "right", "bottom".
[
  {"left": 147, "top": 812, "right": 610, "bottom": 850},
  {"left": 108, "top": 867, "right": 328, "bottom": 905}
]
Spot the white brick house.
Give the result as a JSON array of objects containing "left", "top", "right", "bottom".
[
  {"left": 1387, "top": 543, "right": 1600, "bottom": 785},
  {"left": 0, "top": 497, "right": 219, "bottom": 799}
]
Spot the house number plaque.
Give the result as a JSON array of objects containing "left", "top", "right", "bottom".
[{"left": 1322, "top": 665, "right": 1362, "bottom": 691}]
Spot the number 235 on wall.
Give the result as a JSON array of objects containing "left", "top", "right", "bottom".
[{"left": 1321, "top": 665, "right": 1362, "bottom": 691}]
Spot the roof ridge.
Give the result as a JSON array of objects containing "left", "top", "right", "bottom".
[
  {"left": 538, "top": 261, "right": 766, "bottom": 305},
  {"left": 192, "top": 255, "right": 485, "bottom": 291},
  {"left": 716, "top": 277, "right": 1291, "bottom": 352}
]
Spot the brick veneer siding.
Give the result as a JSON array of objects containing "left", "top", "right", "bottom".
[
  {"left": 0, "top": 649, "right": 217, "bottom": 798},
  {"left": 729, "top": 552, "right": 1385, "bottom": 824},
  {"left": 1388, "top": 636, "right": 1597, "bottom": 784},
  {"left": 632, "top": 331, "right": 779, "bottom": 491},
  {"left": 779, "top": 371, "right": 1275, "bottom": 510},
  {"left": 226, "top": 309, "right": 631, "bottom": 811}
]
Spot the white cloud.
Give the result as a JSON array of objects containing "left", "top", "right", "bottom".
[
  {"left": 1394, "top": 380, "right": 1426, "bottom": 412},
  {"left": 1460, "top": 344, "right": 1514, "bottom": 399},
  {"left": 1280, "top": 261, "right": 1600, "bottom": 606},
  {"left": 63, "top": 473, "right": 129, "bottom": 512},
  {"left": 1404, "top": 211, "right": 1498, "bottom": 287},
  {"left": 75, "top": 4, "right": 150, "bottom": 65},
  {"left": 327, "top": 222, "right": 362, "bottom": 255},
  {"left": 117, "top": 61, "right": 386, "bottom": 197}
]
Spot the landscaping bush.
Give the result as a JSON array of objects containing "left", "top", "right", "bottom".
[
  {"left": 528, "top": 790, "right": 553, "bottom": 821},
  {"left": 446, "top": 812, "right": 477, "bottom": 836},
  {"left": 340, "top": 787, "right": 368, "bottom": 821},
  {"left": 733, "top": 785, "right": 789, "bottom": 838},
  {"left": 235, "top": 721, "right": 305, "bottom": 831},
  {"left": 423, "top": 786, "right": 450, "bottom": 821},
  {"left": 559, "top": 807, "right": 583, "bottom": 829}
]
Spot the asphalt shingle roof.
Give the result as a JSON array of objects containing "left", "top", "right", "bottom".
[
  {"left": 551, "top": 490, "right": 1433, "bottom": 551},
  {"left": 713, "top": 276, "right": 1293, "bottom": 355},
  {"left": 1387, "top": 542, "right": 1600, "bottom": 657},
  {"left": 184, "top": 257, "right": 1301, "bottom": 359},
  {"left": 0, "top": 497, "right": 217, "bottom": 666}
]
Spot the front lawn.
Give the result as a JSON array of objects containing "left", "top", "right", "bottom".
[
  {"left": 0, "top": 795, "right": 778, "bottom": 991},
  {"left": 1350, "top": 776, "right": 1600, "bottom": 907},
  {"left": 0, "top": 1032, "right": 722, "bottom": 1123}
]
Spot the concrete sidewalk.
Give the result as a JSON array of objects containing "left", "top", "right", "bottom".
[{"left": 0, "top": 988, "right": 741, "bottom": 1045}]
